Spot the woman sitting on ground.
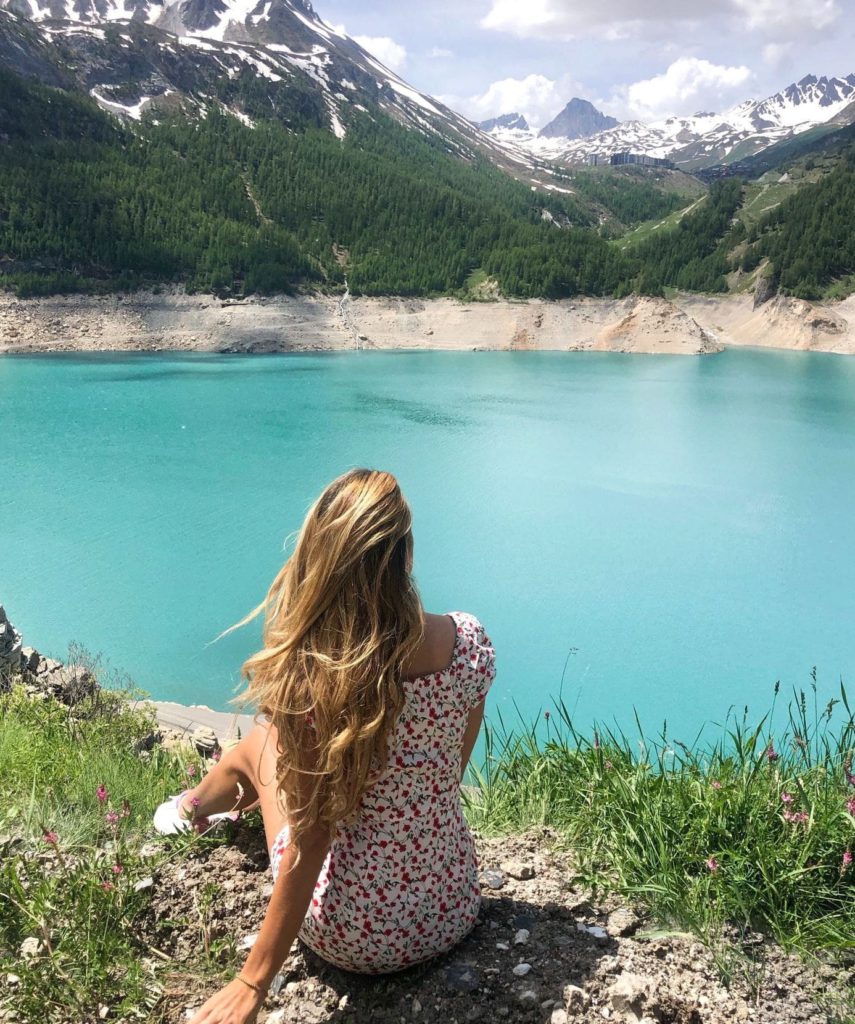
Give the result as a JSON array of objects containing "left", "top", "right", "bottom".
[{"left": 154, "top": 468, "right": 496, "bottom": 1024}]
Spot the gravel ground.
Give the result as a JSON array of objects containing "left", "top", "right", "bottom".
[{"left": 145, "top": 825, "right": 851, "bottom": 1024}]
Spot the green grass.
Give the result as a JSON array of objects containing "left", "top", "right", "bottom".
[
  {"left": 824, "top": 275, "right": 855, "bottom": 301},
  {"left": 458, "top": 267, "right": 501, "bottom": 301},
  {"left": 466, "top": 679, "right": 855, "bottom": 954},
  {"left": 0, "top": 688, "right": 185, "bottom": 847},
  {"left": 615, "top": 196, "right": 707, "bottom": 250},
  {"left": 0, "top": 682, "right": 209, "bottom": 1022}
]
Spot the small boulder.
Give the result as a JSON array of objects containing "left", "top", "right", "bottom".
[
  {"left": 192, "top": 725, "right": 219, "bottom": 757},
  {"left": 444, "top": 963, "right": 481, "bottom": 992},
  {"left": 608, "top": 973, "right": 652, "bottom": 1023},
  {"left": 480, "top": 869, "right": 505, "bottom": 890},
  {"left": 501, "top": 859, "right": 535, "bottom": 880},
  {"left": 19, "top": 937, "right": 42, "bottom": 959},
  {"left": 517, "top": 989, "right": 539, "bottom": 1008},
  {"left": 21, "top": 647, "right": 40, "bottom": 674},
  {"left": 56, "top": 664, "right": 98, "bottom": 704},
  {"left": 606, "top": 908, "right": 640, "bottom": 937},
  {"left": 563, "top": 984, "right": 591, "bottom": 1015}
]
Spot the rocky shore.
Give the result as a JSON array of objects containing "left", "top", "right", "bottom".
[
  {"left": 0, "top": 605, "right": 248, "bottom": 747},
  {"left": 153, "top": 829, "right": 842, "bottom": 1024},
  {"left": 0, "top": 604, "right": 100, "bottom": 705},
  {"left": 2, "top": 606, "right": 850, "bottom": 1024},
  {"left": 2, "top": 288, "right": 854, "bottom": 356}
]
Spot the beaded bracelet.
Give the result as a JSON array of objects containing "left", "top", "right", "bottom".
[{"left": 235, "top": 975, "right": 267, "bottom": 997}]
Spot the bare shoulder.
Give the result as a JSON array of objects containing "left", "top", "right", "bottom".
[
  {"left": 423, "top": 611, "right": 457, "bottom": 640},
  {"left": 401, "top": 611, "right": 457, "bottom": 679}
]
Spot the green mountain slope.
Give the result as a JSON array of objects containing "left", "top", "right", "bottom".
[
  {"left": 744, "top": 148, "right": 855, "bottom": 299},
  {"left": 614, "top": 130, "right": 855, "bottom": 301},
  {"left": 0, "top": 67, "right": 642, "bottom": 299},
  {"left": 2, "top": 35, "right": 854, "bottom": 303}
]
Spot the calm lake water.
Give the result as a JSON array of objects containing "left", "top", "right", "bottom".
[{"left": 3, "top": 350, "right": 855, "bottom": 743}]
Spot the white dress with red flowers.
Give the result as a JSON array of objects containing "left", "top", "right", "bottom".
[{"left": 270, "top": 611, "right": 496, "bottom": 974}]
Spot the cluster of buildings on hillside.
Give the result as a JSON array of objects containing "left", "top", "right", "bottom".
[{"left": 583, "top": 153, "right": 676, "bottom": 169}]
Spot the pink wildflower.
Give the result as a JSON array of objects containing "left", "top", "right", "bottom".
[
  {"left": 842, "top": 850, "right": 853, "bottom": 872},
  {"left": 96, "top": 784, "right": 109, "bottom": 804},
  {"left": 781, "top": 791, "right": 794, "bottom": 804},
  {"left": 783, "top": 809, "right": 809, "bottom": 824},
  {"left": 100, "top": 881, "right": 114, "bottom": 892},
  {"left": 42, "top": 831, "right": 59, "bottom": 846},
  {"left": 765, "top": 744, "right": 779, "bottom": 763},
  {"left": 186, "top": 764, "right": 197, "bottom": 779},
  {"left": 112, "top": 864, "right": 123, "bottom": 875},
  {"left": 604, "top": 760, "right": 614, "bottom": 770},
  {"left": 104, "top": 810, "right": 120, "bottom": 826},
  {"left": 706, "top": 857, "right": 719, "bottom": 873},
  {"left": 710, "top": 780, "right": 722, "bottom": 790},
  {"left": 847, "top": 797, "right": 855, "bottom": 818},
  {"left": 190, "top": 796, "right": 201, "bottom": 809},
  {"left": 211, "top": 750, "right": 222, "bottom": 763}
]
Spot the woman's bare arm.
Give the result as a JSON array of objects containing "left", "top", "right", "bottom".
[
  {"left": 190, "top": 824, "right": 330, "bottom": 1024},
  {"left": 460, "top": 700, "right": 485, "bottom": 781}
]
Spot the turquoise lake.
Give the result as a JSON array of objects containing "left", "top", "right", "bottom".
[{"left": 2, "top": 349, "right": 855, "bottom": 743}]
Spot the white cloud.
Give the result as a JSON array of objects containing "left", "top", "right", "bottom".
[
  {"left": 731, "top": 0, "right": 839, "bottom": 32},
  {"left": 613, "top": 57, "right": 754, "bottom": 121},
  {"left": 350, "top": 34, "right": 408, "bottom": 72},
  {"left": 428, "top": 47, "right": 454, "bottom": 58},
  {"left": 482, "top": 0, "right": 697, "bottom": 39},
  {"left": 480, "top": 0, "right": 841, "bottom": 40},
  {"left": 330, "top": 24, "right": 409, "bottom": 73},
  {"left": 445, "top": 73, "right": 584, "bottom": 131},
  {"left": 762, "top": 42, "right": 795, "bottom": 68}
]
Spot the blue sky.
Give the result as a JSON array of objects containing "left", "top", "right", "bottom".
[{"left": 318, "top": 0, "right": 855, "bottom": 128}]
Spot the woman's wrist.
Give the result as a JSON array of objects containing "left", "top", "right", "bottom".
[
  {"left": 234, "top": 974, "right": 267, "bottom": 998},
  {"left": 237, "top": 963, "right": 277, "bottom": 992}
]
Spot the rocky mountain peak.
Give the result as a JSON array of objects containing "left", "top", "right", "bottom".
[
  {"left": 538, "top": 98, "right": 619, "bottom": 140},
  {"left": 476, "top": 112, "right": 529, "bottom": 133}
]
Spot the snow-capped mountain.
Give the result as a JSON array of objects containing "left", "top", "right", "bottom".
[
  {"left": 480, "top": 75, "right": 855, "bottom": 170},
  {"left": 6, "top": 0, "right": 853, "bottom": 180},
  {"left": 0, "top": 0, "right": 541, "bottom": 176},
  {"left": 476, "top": 112, "right": 528, "bottom": 133}
]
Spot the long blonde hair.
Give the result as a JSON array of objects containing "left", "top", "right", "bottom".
[{"left": 239, "top": 469, "right": 424, "bottom": 851}]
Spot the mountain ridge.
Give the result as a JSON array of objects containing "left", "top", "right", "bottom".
[
  {"left": 480, "top": 74, "right": 855, "bottom": 170},
  {"left": 0, "top": 0, "right": 533, "bottom": 172}
]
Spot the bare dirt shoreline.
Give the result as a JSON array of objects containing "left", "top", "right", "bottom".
[{"left": 2, "top": 289, "right": 855, "bottom": 356}]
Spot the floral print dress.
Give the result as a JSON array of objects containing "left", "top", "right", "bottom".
[{"left": 270, "top": 611, "right": 496, "bottom": 973}]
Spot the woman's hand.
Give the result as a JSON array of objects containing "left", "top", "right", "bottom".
[{"left": 188, "top": 978, "right": 265, "bottom": 1024}]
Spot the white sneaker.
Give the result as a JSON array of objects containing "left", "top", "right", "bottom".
[{"left": 152, "top": 793, "right": 239, "bottom": 836}]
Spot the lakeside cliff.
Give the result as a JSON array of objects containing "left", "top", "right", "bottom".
[{"left": 3, "top": 290, "right": 855, "bottom": 356}]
